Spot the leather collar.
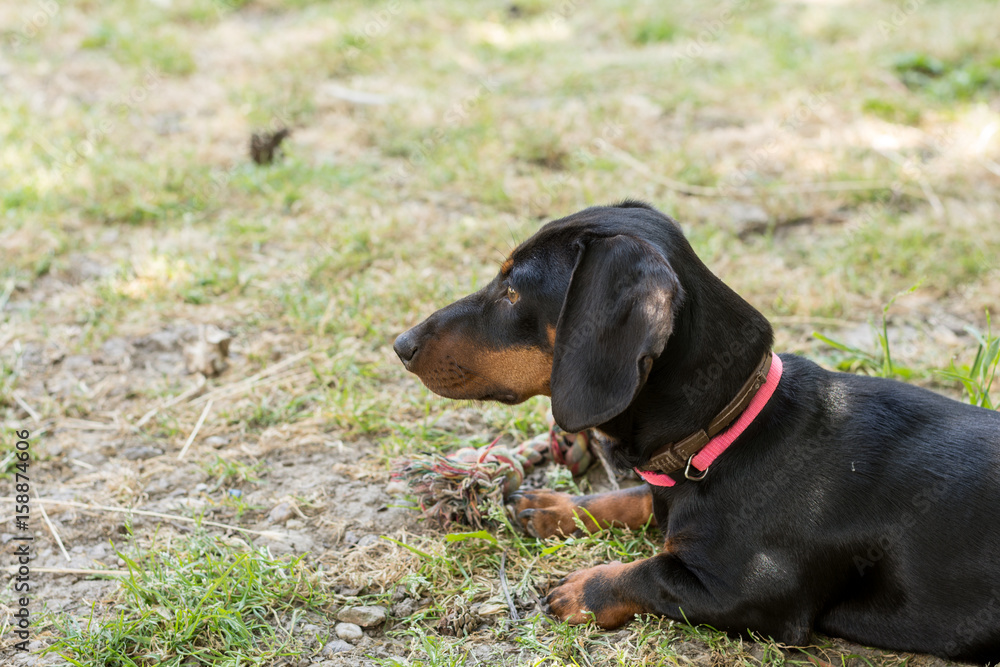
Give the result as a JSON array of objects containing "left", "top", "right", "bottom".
[{"left": 637, "top": 351, "right": 774, "bottom": 478}]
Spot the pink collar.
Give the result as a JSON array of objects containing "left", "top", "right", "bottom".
[{"left": 636, "top": 352, "right": 783, "bottom": 487}]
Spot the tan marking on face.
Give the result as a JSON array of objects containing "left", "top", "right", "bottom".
[
  {"left": 408, "top": 332, "right": 552, "bottom": 402},
  {"left": 546, "top": 324, "right": 556, "bottom": 348},
  {"left": 500, "top": 257, "right": 514, "bottom": 275},
  {"left": 475, "top": 346, "right": 552, "bottom": 398}
]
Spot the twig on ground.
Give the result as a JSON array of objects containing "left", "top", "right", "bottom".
[
  {"left": 1, "top": 566, "right": 128, "bottom": 577},
  {"left": 0, "top": 278, "right": 14, "bottom": 313},
  {"left": 602, "top": 144, "right": 897, "bottom": 198},
  {"left": 4, "top": 498, "right": 287, "bottom": 539},
  {"left": 134, "top": 373, "right": 207, "bottom": 428},
  {"left": 875, "top": 147, "right": 946, "bottom": 220},
  {"left": 12, "top": 391, "right": 41, "bottom": 424},
  {"left": 190, "top": 347, "right": 316, "bottom": 406},
  {"left": 591, "top": 433, "right": 620, "bottom": 491},
  {"left": 60, "top": 418, "right": 118, "bottom": 431},
  {"left": 177, "top": 399, "right": 213, "bottom": 460},
  {"left": 499, "top": 551, "right": 520, "bottom": 622},
  {"left": 36, "top": 489, "right": 70, "bottom": 562}
]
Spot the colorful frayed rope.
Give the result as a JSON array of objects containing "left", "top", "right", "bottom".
[{"left": 393, "top": 426, "right": 594, "bottom": 529}]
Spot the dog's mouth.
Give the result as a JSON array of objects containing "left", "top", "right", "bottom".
[
  {"left": 411, "top": 361, "right": 522, "bottom": 405},
  {"left": 479, "top": 390, "right": 520, "bottom": 404}
]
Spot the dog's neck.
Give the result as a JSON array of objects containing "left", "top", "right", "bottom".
[{"left": 600, "top": 257, "right": 775, "bottom": 471}]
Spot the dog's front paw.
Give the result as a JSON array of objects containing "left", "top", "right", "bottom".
[
  {"left": 543, "top": 562, "right": 639, "bottom": 629},
  {"left": 506, "top": 489, "right": 581, "bottom": 538}
]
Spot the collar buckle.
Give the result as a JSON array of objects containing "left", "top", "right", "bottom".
[{"left": 684, "top": 455, "right": 708, "bottom": 481}]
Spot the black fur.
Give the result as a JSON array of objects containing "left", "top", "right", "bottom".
[{"left": 395, "top": 203, "right": 1000, "bottom": 663}]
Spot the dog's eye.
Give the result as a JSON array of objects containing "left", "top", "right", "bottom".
[{"left": 507, "top": 286, "right": 519, "bottom": 304}]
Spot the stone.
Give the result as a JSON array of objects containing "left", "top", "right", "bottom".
[
  {"left": 335, "top": 622, "right": 364, "bottom": 642},
  {"left": 267, "top": 501, "right": 295, "bottom": 525},
  {"left": 356, "top": 534, "right": 378, "bottom": 548},
  {"left": 299, "top": 623, "right": 321, "bottom": 635},
  {"left": 391, "top": 598, "right": 415, "bottom": 618},
  {"left": 88, "top": 543, "right": 109, "bottom": 560},
  {"left": 336, "top": 605, "right": 386, "bottom": 627},
  {"left": 321, "top": 639, "right": 354, "bottom": 655},
  {"left": 122, "top": 445, "right": 163, "bottom": 460},
  {"left": 183, "top": 324, "right": 231, "bottom": 377},
  {"left": 385, "top": 480, "right": 408, "bottom": 495}
]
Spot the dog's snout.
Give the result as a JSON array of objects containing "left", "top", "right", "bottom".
[{"left": 393, "top": 329, "right": 420, "bottom": 367}]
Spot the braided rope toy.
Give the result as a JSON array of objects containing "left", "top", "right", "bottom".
[{"left": 393, "top": 426, "right": 594, "bottom": 529}]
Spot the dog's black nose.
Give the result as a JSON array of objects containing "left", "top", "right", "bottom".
[{"left": 393, "top": 330, "right": 419, "bottom": 366}]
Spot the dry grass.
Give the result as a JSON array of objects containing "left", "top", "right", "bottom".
[{"left": 1, "top": 0, "right": 999, "bottom": 665}]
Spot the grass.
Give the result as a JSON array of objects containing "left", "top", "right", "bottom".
[
  {"left": 2, "top": 0, "right": 998, "bottom": 664},
  {"left": 48, "top": 530, "right": 332, "bottom": 666},
  {"left": 937, "top": 312, "right": 1000, "bottom": 409}
]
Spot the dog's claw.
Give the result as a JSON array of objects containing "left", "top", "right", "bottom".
[{"left": 516, "top": 508, "right": 538, "bottom": 536}]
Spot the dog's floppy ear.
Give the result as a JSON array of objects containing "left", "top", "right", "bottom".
[{"left": 551, "top": 235, "right": 681, "bottom": 433}]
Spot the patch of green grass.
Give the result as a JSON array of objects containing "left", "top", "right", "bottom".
[
  {"left": 630, "top": 14, "right": 680, "bottom": 45},
  {"left": 81, "top": 22, "right": 196, "bottom": 75},
  {"left": 0, "top": 347, "right": 22, "bottom": 414},
  {"left": 937, "top": 312, "right": 1000, "bottom": 409},
  {"left": 200, "top": 455, "right": 267, "bottom": 488},
  {"left": 242, "top": 393, "right": 315, "bottom": 431},
  {"left": 813, "top": 285, "right": 921, "bottom": 379},
  {"left": 48, "top": 531, "right": 331, "bottom": 666},
  {"left": 181, "top": 256, "right": 247, "bottom": 305},
  {"left": 862, "top": 96, "right": 922, "bottom": 125},
  {"left": 892, "top": 51, "right": 1000, "bottom": 102}
]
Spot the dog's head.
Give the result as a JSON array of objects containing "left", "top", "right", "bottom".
[{"left": 393, "top": 201, "right": 696, "bottom": 433}]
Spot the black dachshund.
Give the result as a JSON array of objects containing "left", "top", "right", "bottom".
[{"left": 394, "top": 201, "right": 1000, "bottom": 664}]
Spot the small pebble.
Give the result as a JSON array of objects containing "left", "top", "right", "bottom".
[
  {"left": 320, "top": 639, "right": 354, "bottom": 656},
  {"left": 385, "top": 480, "right": 408, "bottom": 495},
  {"left": 122, "top": 445, "right": 163, "bottom": 461},
  {"left": 355, "top": 534, "right": 378, "bottom": 548},
  {"left": 335, "top": 622, "right": 364, "bottom": 642},
  {"left": 391, "top": 598, "right": 415, "bottom": 617},
  {"left": 267, "top": 501, "right": 294, "bottom": 524},
  {"left": 337, "top": 605, "right": 387, "bottom": 627}
]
